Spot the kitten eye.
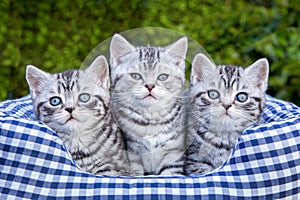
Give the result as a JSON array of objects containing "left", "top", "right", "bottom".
[
  {"left": 79, "top": 93, "right": 90, "bottom": 103},
  {"left": 49, "top": 96, "right": 62, "bottom": 106},
  {"left": 157, "top": 74, "right": 169, "bottom": 81},
  {"left": 208, "top": 90, "right": 220, "bottom": 100},
  {"left": 236, "top": 92, "right": 248, "bottom": 103},
  {"left": 130, "top": 73, "right": 142, "bottom": 80}
]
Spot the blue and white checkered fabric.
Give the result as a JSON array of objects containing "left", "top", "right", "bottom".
[{"left": 1, "top": 95, "right": 300, "bottom": 199}]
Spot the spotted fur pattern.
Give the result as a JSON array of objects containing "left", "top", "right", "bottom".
[
  {"left": 26, "top": 56, "right": 129, "bottom": 176},
  {"left": 110, "top": 34, "right": 188, "bottom": 175},
  {"left": 185, "top": 53, "right": 269, "bottom": 174}
]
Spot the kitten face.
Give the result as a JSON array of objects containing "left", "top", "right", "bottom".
[
  {"left": 26, "top": 56, "right": 110, "bottom": 136},
  {"left": 115, "top": 56, "right": 185, "bottom": 108},
  {"left": 190, "top": 53, "right": 269, "bottom": 133},
  {"left": 110, "top": 34, "right": 187, "bottom": 111}
]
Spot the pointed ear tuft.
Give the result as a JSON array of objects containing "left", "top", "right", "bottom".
[
  {"left": 190, "top": 53, "right": 216, "bottom": 85},
  {"left": 165, "top": 36, "right": 188, "bottom": 60},
  {"left": 110, "top": 34, "right": 134, "bottom": 62},
  {"left": 86, "top": 55, "right": 110, "bottom": 89},
  {"left": 26, "top": 65, "right": 50, "bottom": 97},
  {"left": 245, "top": 58, "right": 269, "bottom": 91}
]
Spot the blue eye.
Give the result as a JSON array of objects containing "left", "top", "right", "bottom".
[
  {"left": 79, "top": 93, "right": 90, "bottom": 103},
  {"left": 236, "top": 92, "right": 248, "bottom": 103},
  {"left": 208, "top": 90, "right": 220, "bottom": 100},
  {"left": 157, "top": 74, "right": 169, "bottom": 81},
  {"left": 130, "top": 73, "right": 142, "bottom": 80},
  {"left": 49, "top": 97, "right": 62, "bottom": 106}
]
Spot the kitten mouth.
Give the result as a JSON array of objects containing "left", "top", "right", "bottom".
[
  {"left": 65, "top": 116, "right": 78, "bottom": 123},
  {"left": 144, "top": 93, "right": 157, "bottom": 99},
  {"left": 225, "top": 114, "right": 232, "bottom": 119},
  {"left": 223, "top": 111, "right": 230, "bottom": 117},
  {"left": 224, "top": 111, "right": 235, "bottom": 119}
]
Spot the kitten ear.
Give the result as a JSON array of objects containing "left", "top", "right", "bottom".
[
  {"left": 110, "top": 34, "right": 134, "bottom": 63},
  {"left": 191, "top": 53, "right": 216, "bottom": 85},
  {"left": 165, "top": 36, "right": 188, "bottom": 60},
  {"left": 86, "top": 55, "right": 110, "bottom": 89},
  {"left": 26, "top": 65, "right": 51, "bottom": 98},
  {"left": 245, "top": 58, "right": 269, "bottom": 91}
]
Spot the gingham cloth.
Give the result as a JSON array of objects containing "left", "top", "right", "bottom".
[{"left": 0, "top": 95, "right": 300, "bottom": 199}]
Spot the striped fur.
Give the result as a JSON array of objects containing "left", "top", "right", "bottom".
[
  {"left": 185, "top": 53, "right": 269, "bottom": 174},
  {"left": 110, "top": 34, "right": 188, "bottom": 175},
  {"left": 26, "top": 56, "right": 129, "bottom": 176}
]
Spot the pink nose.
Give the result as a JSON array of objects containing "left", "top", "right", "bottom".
[{"left": 145, "top": 84, "right": 155, "bottom": 91}]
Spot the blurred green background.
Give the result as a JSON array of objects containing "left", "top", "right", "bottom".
[{"left": 1, "top": 0, "right": 300, "bottom": 105}]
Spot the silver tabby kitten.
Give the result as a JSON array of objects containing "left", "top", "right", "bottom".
[
  {"left": 26, "top": 56, "right": 129, "bottom": 176},
  {"left": 185, "top": 53, "right": 269, "bottom": 174},
  {"left": 110, "top": 34, "right": 188, "bottom": 175}
]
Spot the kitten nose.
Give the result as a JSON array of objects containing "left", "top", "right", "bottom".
[
  {"left": 145, "top": 84, "right": 155, "bottom": 91},
  {"left": 222, "top": 104, "right": 231, "bottom": 110},
  {"left": 65, "top": 107, "right": 74, "bottom": 113}
]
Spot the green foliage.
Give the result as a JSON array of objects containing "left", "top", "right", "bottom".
[{"left": 0, "top": 0, "right": 299, "bottom": 105}]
